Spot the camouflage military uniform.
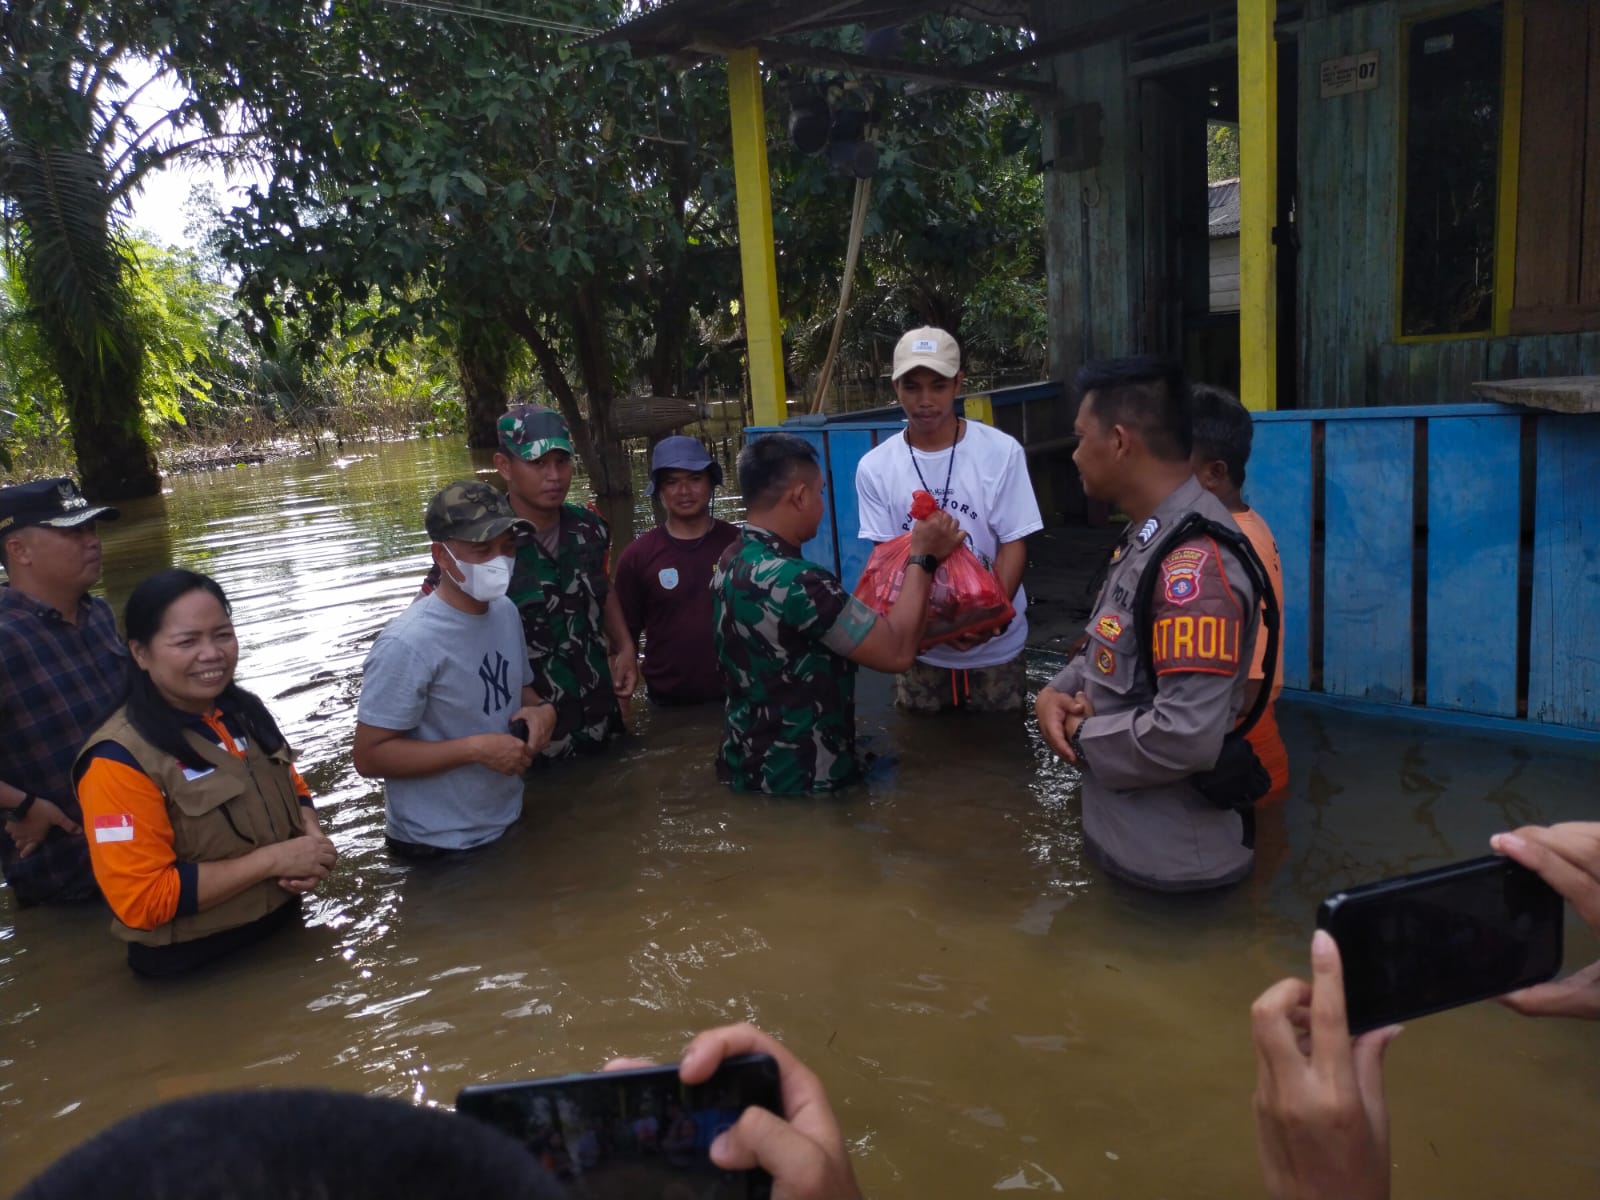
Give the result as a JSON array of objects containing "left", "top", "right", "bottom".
[
  {"left": 1045, "top": 477, "right": 1261, "bottom": 891},
  {"left": 712, "top": 526, "right": 878, "bottom": 795},
  {"left": 509, "top": 503, "right": 623, "bottom": 758}
]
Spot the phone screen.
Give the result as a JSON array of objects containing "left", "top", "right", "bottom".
[
  {"left": 455, "top": 1053, "right": 781, "bottom": 1200},
  {"left": 1318, "top": 855, "right": 1564, "bottom": 1033}
]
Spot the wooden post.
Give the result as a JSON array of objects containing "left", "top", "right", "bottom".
[
  {"left": 1237, "top": 0, "right": 1278, "bottom": 411},
  {"left": 727, "top": 49, "right": 786, "bottom": 427}
]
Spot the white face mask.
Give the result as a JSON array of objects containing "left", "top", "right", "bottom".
[{"left": 444, "top": 547, "right": 513, "bottom": 602}]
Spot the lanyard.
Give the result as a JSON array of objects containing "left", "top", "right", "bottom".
[{"left": 905, "top": 418, "right": 961, "bottom": 506}]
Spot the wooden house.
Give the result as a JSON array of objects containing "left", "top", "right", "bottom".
[{"left": 604, "top": 0, "right": 1600, "bottom": 737}]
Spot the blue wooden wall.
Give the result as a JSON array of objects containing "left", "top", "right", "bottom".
[{"left": 1247, "top": 404, "right": 1600, "bottom": 735}]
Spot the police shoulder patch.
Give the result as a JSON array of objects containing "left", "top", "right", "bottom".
[{"left": 1160, "top": 546, "right": 1208, "bottom": 606}]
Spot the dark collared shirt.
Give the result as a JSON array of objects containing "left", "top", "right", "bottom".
[{"left": 0, "top": 586, "right": 128, "bottom": 905}]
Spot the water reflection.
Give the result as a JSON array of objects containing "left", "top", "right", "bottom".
[{"left": 2, "top": 438, "right": 1598, "bottom": 1197}]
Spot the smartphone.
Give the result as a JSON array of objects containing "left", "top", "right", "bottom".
[
  {"left": 455, "top": 1053, "right": 781, "bottom": 1200},
  {"left": 1317, "top": 855, "right": 1564, "bottom": 1034}
]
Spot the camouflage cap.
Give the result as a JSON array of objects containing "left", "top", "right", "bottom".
[
  {"left": 424, "top": 479, "right": 535, "bottom": 543},
  {"left": 498, "top": 404, "right": 576, "bottom": 462}
]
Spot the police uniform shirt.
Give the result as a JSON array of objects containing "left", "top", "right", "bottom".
[{"left": 1048, "top": 476, "right": 1261, "bottom": 891}]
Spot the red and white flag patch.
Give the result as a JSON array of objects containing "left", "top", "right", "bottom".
[{"left": 93, "top": 814, "right": 134, "bottom": 843}]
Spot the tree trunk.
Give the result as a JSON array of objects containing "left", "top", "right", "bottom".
[
  {"left": 503, "top": 298, "right": 632, "bottom": 500},
  {"left": 456, "top": 324, "right": 514, "bottom": 449},
  {"left": 7, "top": 140, "right": 161, "bottom": 500},
  {"left": 572, "top": 285, "right": 631, "bottom": 500}
]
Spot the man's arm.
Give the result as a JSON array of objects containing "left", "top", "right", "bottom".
[
  {"left": 1072, "top": 537, "right": 1257, "bottom": 788},
  {"left": 993, "top": 538, "right": 1027, "bottom": 600},
  {"left": 846, "top": 512, "right": 966, "bottom": 672},
  {"left": 352, "top": 723, "right": 531, "bottom": 779},
  {"left": 603, "top": 589, "right": 639, "bottom": 697},
  {"left": 0, "top": 777, "right": 81, "bottom": 858}
]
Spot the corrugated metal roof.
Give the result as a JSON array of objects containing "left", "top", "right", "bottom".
[
  {"left": 596, "top": 0, "right": 1032, "bottom": 53},
  {"left": 1208, "top": 178, "right": 1239, "bottom": 238}
]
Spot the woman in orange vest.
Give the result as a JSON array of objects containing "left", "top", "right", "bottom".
[{"left": 75, "top": 569, "right": 336, "bottom": 975}]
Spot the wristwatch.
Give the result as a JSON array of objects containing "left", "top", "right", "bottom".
[
  {"left": 1068, "top": 724, "right": 1090, "bottom": 769},
  {"left": 907, "top": 554, "right": 939, "bottom": 573},
  {"left": 0, "top": 793, "right": 37, "bottom": 822}
]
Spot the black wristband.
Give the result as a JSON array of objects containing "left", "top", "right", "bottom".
[
  {"left": 1068, "top": 725, "right": 1090, "bottom": 770},
  {"left": 3, "top": 793, "right": 37, "bottom": 821}
]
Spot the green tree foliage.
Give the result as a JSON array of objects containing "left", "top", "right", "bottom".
[
  {"left": 761, "top": 19, "right": 1047, "bottom": 396},
  {"left": 218, "top": 4, "right": 1049, "bottom": 483},
  {"left": 1207, "top": 122, "right": 1240, "bottom": 182},
  {"left": 0, "top": 1, "right": 315, "bottom": 496},
  {"left": 219, "top": 0, "right": 737, "bottom": 497}
]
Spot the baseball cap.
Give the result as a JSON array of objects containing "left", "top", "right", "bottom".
[
  {"left": 0, "top": 477, "right": 120, "bottom": 536},
  {"left": 891, "top": 327, "right": 961, "bottom": 381},
  {"left": 646, "top": 436, "right": 724, "bottom": 495},
  {"left": 498, "top": 405, "right": 576, "bottom": 462},
  {"left": 425, "top": 480, "right": 535, "bottom": 543}
]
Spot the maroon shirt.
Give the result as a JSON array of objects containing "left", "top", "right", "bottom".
[{"left": 614, "top": 520, "right": 741, "bottom": 704}]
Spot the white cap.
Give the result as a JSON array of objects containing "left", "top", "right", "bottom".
[{"left": 891, "top": 327, "right": 961, "bottom": 381}]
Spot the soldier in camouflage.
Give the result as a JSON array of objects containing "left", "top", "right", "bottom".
[
  {"left": 713, "top": 434, "right": 964, "bottom": 795},
  {"left": 495, "top": 405, "right": 637, "bottom": 758},
  {"left": 419, "top": 406, "right": 637, "bottom": 758}
]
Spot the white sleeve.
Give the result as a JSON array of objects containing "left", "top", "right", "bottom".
[
  {"left": 855, "top": 456, "right": 900, "bottom": 543},
  {"left": 992, "top": 439, "right": 1044, "bottom": 543}
]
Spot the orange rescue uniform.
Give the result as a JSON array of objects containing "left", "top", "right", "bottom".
[
  {"left": 1233, "top": 508, "right": 1289, "bottom": 797},
  {"left": 76, "top": 708, "right": 312, "bottom": 932}
]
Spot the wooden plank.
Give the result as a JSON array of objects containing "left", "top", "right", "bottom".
[
  {"left": 1583, "top": 2, "right": 1600, "bottom": 305},
  {"left": 823, "top": 429, "right": 878, "bottom": 589},
  {"left": 1512, "top": 0, "right": 1585, "bottom": 312},
  {"left": 1254, "top": 401, "right": 1523, "bottom": 421},
  {"left": 1296, "top": 4, "right": 1399, "bottom": 408},
  {"left": 1426, "top": 416, "right": 1523, "bottom": 715},
  {"left": 1322, "top": 418, "right": 1414, "bottom": 702},
  {"left": 1528, "top": 415, "right": 1600, "bottom": 729},
  {"left": 1507, "top": 304, "right": 1600, "bottom": 335},
  {"left": 1470, "top": 375, "right": 1600, "bottom": 413},
  {"left": 1243, "top": 419, "right": 1314, "bottom": 690}
]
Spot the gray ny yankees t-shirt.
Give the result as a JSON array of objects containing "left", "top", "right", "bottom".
[{"left": 359, "top": 591, "right": 534, "bottom": 849}]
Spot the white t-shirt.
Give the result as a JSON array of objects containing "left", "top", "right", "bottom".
[
  {"left": 358, "top": 591, "right": 535, "bottom": 849},
  {"left": 855, "top": 419, "right": 1044, "bottom": 669}
]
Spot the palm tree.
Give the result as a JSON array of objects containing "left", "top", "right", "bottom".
[{"left": 0, "top": 2, "right": 262, "bottom": 497}]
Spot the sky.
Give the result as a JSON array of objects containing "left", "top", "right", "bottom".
[{"left": 117, "top": 69, "right": 266, "bottom": 249}]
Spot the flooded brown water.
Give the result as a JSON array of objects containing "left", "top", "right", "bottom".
[{"left": 2, "top": 437, "right": 1598, "bottom": 1196}]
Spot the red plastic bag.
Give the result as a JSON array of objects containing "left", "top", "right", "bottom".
[{"left": 853, "top": 492, "right": 1016, "bottom": 650}]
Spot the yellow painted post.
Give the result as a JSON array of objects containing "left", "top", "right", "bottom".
[
  {"left": 727, "top": 49, "right": 786, "bottom": 427},
  {"left": 1492, "top": 0, "right": 1524, "bottom": 336},
  {"left": 1237, "top": 0, "right": 1278, "bottom": 411},
  {"left": 962, "top": 394, "right": 995, "bottom": 426}
]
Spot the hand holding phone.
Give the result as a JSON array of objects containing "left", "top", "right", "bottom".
[
  {"left": 457, "top": 1050, "right": 782, "bottom": 1199},
  {"left": 1251, "top": 931, "right": 1397, "bottom": 1200},
  {"left": 1318, "top": 854, "right": 1564, "bottom": 1034},
  {"left": 676, "top": 1024, "right": 863, "bottom": 1200},
  {"left": 1491, "top": 823, "right": 1600, "bottom": 1021}
]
